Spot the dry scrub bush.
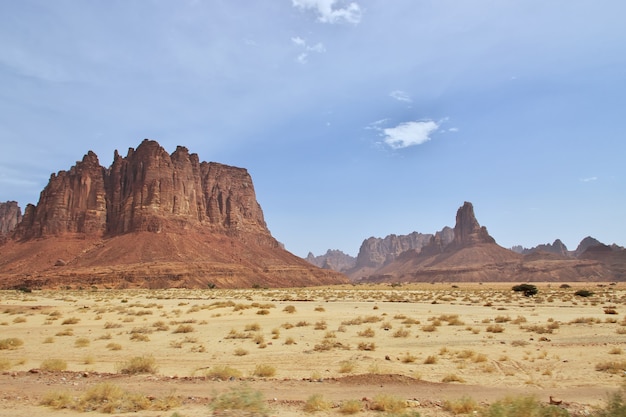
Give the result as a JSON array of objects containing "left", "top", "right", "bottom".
[
  {"left": 424, "top": 355, "right": 438, "bottom": 364},
  {"left": 357, "top": 342, "right": 376, "bottom": 351},
  {"left": 283, "top": 305, "right": 296, "bottom": 313},
  {"left": 339, "top": 399, "right": 362, "bottom": 414},
  {"left": 393, "top": 328, "right": 410, "bottom": 338},
  {"left": 443, "top": 396, "right": 479, "bottom": 415},
  {"left": 0, "top": 358, "right": 11, "bottom": 371},
  {"left": 304, "top": 394, "right": 330, "bottom": 412},
  {"left": 358, "top": 327, "right": 375, "bottom": 337},
  {"left": 74, "top": 337, "right": 90, "bottom": 347},
  {"left": 234, "top": 347, "right": 249, "bottom": 356},
  {"left": 370, "top": 394, "right": 407, "bottom": 413},
  {"left": 204, "top": 365, "right": 242, "bottom": 380},
  {"left": 117, "top": 355, "right": 158, "bottom": 374},
  {"left": 253, "top": 363, "right": 276, "bottom": 377},
  {"left": 61, "top": 317, "right": 80, "bottom": 325},
  {"left": 314, "top": 306, "right": 326, "bottom": 312},
  {"left": 596, "top": 360, "right": 626, "bottom": 374},
  {"left": 486, "top": 324, "right": 505, "bottom": 333},
  {"left": 480, "top": 395, "right": 568, "bottom": 417},
  {"left": 0, "top": 337, "right": 23, "bottom": 350},
  {"left": 106, "top": 342, "right": 122, "bottom": 350},
  {"left": 173, "top": 324, "right": 194, "bottom": 333},
  {"left": 210, "top": 385, "right": 268, "bottom": 416},
  {"left": 401, "top": 352, "right": 417, "bottom": 363},
  {"left": 314, "top": 320, "right": 327, "bottom": 330},
  {"left": 40, "top": 358, "right": 67, "bottom": 371},
  {"left": 442, "top": 373, "right": 465, "bottom": 383},
  {"left": 55, "top": 328, "right": 74, "bottom": 336},
  {"left": 339, "top": 360, "right": 356, "bottom": 373}
]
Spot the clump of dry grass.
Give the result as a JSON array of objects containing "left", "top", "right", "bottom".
[
  {"left": 369, "top": 394, "right": 407, "bottom": 413},
  {"left": 117, "top": 355, "right": 158, "bottom": 374},
  {"left": 210, "top": 385, "right": 268, "bottom": 416},
  {"left": 106, "top": 342, "right": 122, "bottom": 351},
  {"left": 74, "top": 337, "right": 90, "bottom": 347},
  {"left": 203, "top": 365, "right": 242, "bottom": 380},
  {"left": 424, "top": 355, "right": 438, "bottom": 364},
  {"left": 0, "top": 337, "right": 23, "bottom": 350},
  {"left": 339, "top": 399, "right": 362, "bottom": 414},
  {"left": 40, "top": 358, "right": 67, "bottom": 372},
  {"left": 253, "top": 364, "right": 276, "bottom": 377},
  {"left": 595, "top": 360, "right": 626, "bottom": 374},
  {"left": 338, "top": 360, "right": 356, "bottom": 373},
  {"left": 357, "top": 342, "right": 376, "bottom": 351},
  {"left": 304, "top": 394, "right": 330, "bottom": 412},
  {"left": 357, "top": 327, "right": 375, "bottom": 337},
  {"left": 283, "top": 305, "right": 296, "bottom": 313},
  {"left": 443, "top": 396, "right": 479, "bottom": 415},
  {"left": 61, "top": 317, "right": 80, "bottom": 325},
  {"left": 172, "top": 324, "right": 194, "bottom": 333},
  {"left": 442, "top": 373, "right": 465, "bottom": 383}
]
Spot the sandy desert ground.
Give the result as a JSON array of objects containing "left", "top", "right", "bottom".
[{"left": 1, "top": 282, "right": 625, "bottom": 416}]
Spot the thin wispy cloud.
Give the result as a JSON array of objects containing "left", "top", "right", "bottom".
[
  {"left": 292, "top": 0, "right": 362, "bottom": 24},
  {"left": 389, "top": 90, "right": 412, "bottom": 103},
  {"left": 580, "top": 176, "right": 598, "bottom": 182},
  {"left": 381, "top": 120, "right": 440, "bottom": 149},
  {"left": 291, "top": 36, "right": 326, "bottom": 64}
]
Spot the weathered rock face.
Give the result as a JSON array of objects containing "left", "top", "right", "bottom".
[
  {"left": 574, "top": 236, "right": 602, "bottom": 257},
  {"left": 14, "top": 139, "right": 272, "bottom": 245},
  {"left": 2, "top": 139, "right": 348, "bottom": 289},
  {"left": 16, "top": 152, "right": 106, "bottom": 239},
  {"left": 0, "top": 201, "right": 22, "bottom": 236},
  {"left": 354, "top": 232, "right": 435, "bottom": 269},
  {"left": 306, "top": 249, "right": 356, "bottom": 273},
  {"left": 451, "top": 201, "right": 495, "bottom": 247},
  {"left": 511, "top": 239, "right": 570, "bottom": 257}
]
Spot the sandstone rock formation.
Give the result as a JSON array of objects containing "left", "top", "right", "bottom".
[
  {"left": 359, "top": 202, "right": 616, "bottom": 283},
  {"left": 1, "top": 139, "right": 347, "bottom": 289},
  {"left": 306, "top": 250, "right": 356, "bottom": 273},
  {"left": 0, "top": 201, "right": 22, "bottom": 238}
]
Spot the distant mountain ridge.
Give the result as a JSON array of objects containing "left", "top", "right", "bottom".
[{"left": 307, "top": 202, "right": 625, "bottom": 282}]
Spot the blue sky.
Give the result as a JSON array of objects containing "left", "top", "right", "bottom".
[{"left": 1, "top": 1, "right": 624, "bottom": 257}]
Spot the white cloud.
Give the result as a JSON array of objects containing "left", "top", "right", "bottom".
[
  {"left": 448, "top": 127, "right": 459, "bottom": 132},
  {"left": 580, "top": 176, "right": 598, "bottom": 182},
  {"left": 291, "top": 36, "right": 306, "bottom": 46},
  {"left": 389, "top": 90, "right": 412, "bottom": 103},
  {"left": 292, "top": 36, "right": 326, "bottom": 64},
  {"left": 382, "top": 120, "right": 440, "bottom": 149},
  {"left": 292, "top": 0, "right": 362, "bottom": 24}
]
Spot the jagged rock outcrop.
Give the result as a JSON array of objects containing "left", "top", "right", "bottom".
[
  {"left": 306, "top": 250, "right": 356, "bottom": 273},
  {"left": 1, "top": 139, "right": 347, "bottom": 289},
  {"left": 360, "top": 202, "right": 615, "bottom": 283},
  {"left": 355, "top": 232, "right": 435, "bottom": 269},
  {"left": 511, "top": 239, "right": 570, "bottom": 257},
  {"left": 0, "top": 201, "right": 22, "bottom": 236},
  {"left": 574, "top": 236, "right": 603, "bottom": 257},
  {"left": 16, "top": 151, "right": 106, "bottom": 239},
  {"left": 450, "top": 202, "right": 495, "bottom": 248}
]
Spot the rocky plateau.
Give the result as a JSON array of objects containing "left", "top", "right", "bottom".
[{"left": 0, "top": 139, "right": 347, "bottom": 289}]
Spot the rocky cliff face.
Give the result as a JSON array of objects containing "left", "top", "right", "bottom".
[
  {"left": 0, "top": 201, "right": 22, "bottom": 236},
  {"left": 2, "top": 139, "right": 348, "bottom": 289},
  {"left": 450, "top": 202, "right": 495, "bottom": 248},
  {"left": 306, "top": 249, "right": 356, "bottom": 272},
  {"left": 14, "top": 139, "right": 273, "bottom": 245},
  {"left": 354, "top": 232, "right": 434, "bottom": 269},
  {"left": 511, "top": 239, "right": 570, "bottom": 257}
]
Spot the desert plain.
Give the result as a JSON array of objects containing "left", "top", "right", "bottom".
[{"left": 0, "top": 282, "right": 625, "bottom": 416}]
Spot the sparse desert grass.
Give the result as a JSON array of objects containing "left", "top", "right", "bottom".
[
  {"left": 609, "top": 347, "right": 623, "bottom": 355},
  {"left": 400, "top": 352, "right": 417, "bottom": 363},
  {"left": 480, "top": 395, "right": 569, "bottom": 417},
  {"left": 104, "top": 321, "right": 122, "bottom": 329},
  {"left": 370, "top": 394, "right": 407, "bottom": 413},
  {"left": 357, "top": 341, "right": 375, "bottom": 351},
  {"left": 234, "top": 347, "right": 249, "bottom": 356},
  {"left": 55, "top": 328, "right": 74, "bottom": 336},
  {"left": 172, "top": 324, "right": 194, "bottom": 333},
  {"left": 424, "top": 355, "right": 438, "bottom": 364},
  {"left": 74, "top": 337, "right": 90, "bottom": 347},
  {"left": 486, "top": 324, "right": 505, "bottom": 333},
  {"left": 338, "top": 360, "right": 356, "bottom": 373},
  {"left": 442, "top": 373, "right": 465, "bottom": 383},
  {"left": 210, "top": 385, "right": 268, "bottom": 416},
  {"left": 595, "top": 360, "right": 626, "bottom": 374},
  {"left": 253, "top": 363, "right": 276, "bottom": 377},
  {"left": 284, "top": 336, "right": 295, "bottom": 345},
  {"left": 303, "top": 393, "right": 330, "bottom": 412},
  {"left": 443, "top": 396, "right": 479, "bottom": 415},
  {"left": 12, "top": 316, "right": 27, "bottom": 323},
  {"left": 40, "top": 358, "right": 67, "bottom": 371},
  {"left": 130, "top": 333, "right": 150, "bottom": 342},
  {"left": 203, "top": 365, "right": 242, "bottom": 380},
  {"left": 314, "top": 306, "right": 326, "bottom": 312},
  {"left": 117, "top": 355, "right": 158, "bottom": 374},
  {"left": 339, "top": 399, "right": 362, "bottom": 414},
  {"left": 314, "top": 320, "right": 327, "bottom": 330},
  {"left": 357, "top": 326, "right": 375, "bottom": 337},
  {"left": 106, "top": 342, "right": 122, "bottom": 351},
  {"left": 283, "top": 305, "right": 296, "bottom": 313},
  {"left": 0, "top": 337, "right": 24, "bottom": 350},
  {"left": 61, "top": 316, "right": 80, "bottom": 325},
  {"left": 393, "top": 327, "right": 410, "bottom": 338}
]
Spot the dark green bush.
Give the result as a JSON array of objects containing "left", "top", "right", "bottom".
[
  {"left": 574, "top": 289, "right": 594, "bottom": 297},
  {"left": 512, "top": 284, "right": 538, "bottom": 297}
]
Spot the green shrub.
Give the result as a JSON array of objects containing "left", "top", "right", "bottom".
[
  {"left": 575, "top": 289, "right": 594, "bottom": 297},
  {"left": 512, "top": 284, "right": 538, "bottom": 297}
]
